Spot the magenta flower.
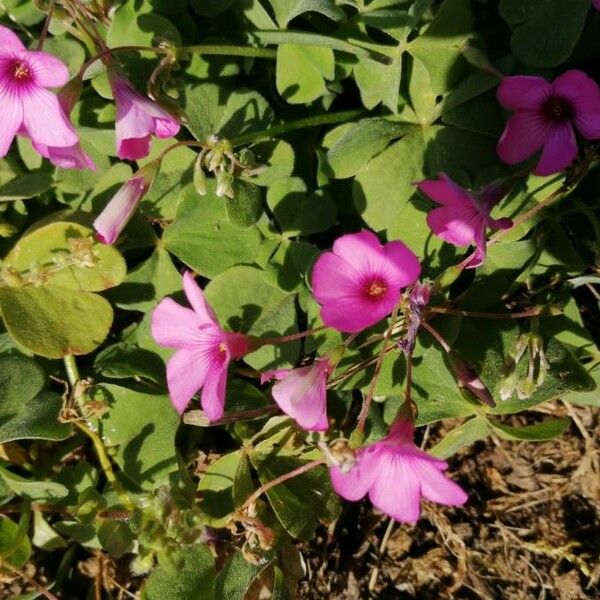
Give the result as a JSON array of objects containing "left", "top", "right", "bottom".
[
  {"left": 261, "top": 358, "right": 334, "bottom": 431},
  {"left": 329, "top": 417, "right": 468, "bottom": 523},
  {"left": 0, "top": 25, "right": 89, "bottom": 168},
  {"left": 109, "top": 72, "right": 180, "bottom": 160},
  {"left": 416, "top": 174, "right": 512, "bottom": 268},
  {"left": 497, "top": 70, "right": 600, "bottom": 176},
  {"left": 94, "top": 161, "right": 159, "bottom": 244},
  {"left": 594, "top": 0, "right": 600, "bottom": 10},
  {"left": 151, "top": 272, "right": 254, "bottom": 419},
  {"left": 311, "top": 231, "right": 421, "bottom": 333}
]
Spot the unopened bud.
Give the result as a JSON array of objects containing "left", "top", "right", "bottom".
[
  {"left": 449, "top": 352, "right": 495, "bottom": 407},
  {"left": 193, "top": 153, "right": 207, "bottom": 196},
  {"left": 215, "top": 169, "right": 234, "bottom": 199}
]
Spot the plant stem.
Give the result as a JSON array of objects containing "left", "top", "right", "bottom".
[
  {"left": 258, "top": 326, "right": 326, "bottom": 346},
  {"left": 183, "top": 405, "right": 280, "bottom": 426},
  {"left": 421, "top": 321, "right": 451, "bottom": 353},
  {"left": 62, "top": 356, "right": 135, "bottom": 511},
  {"left": 231, "top": 110, "right": 364, "bottom": 146},
  {"left": 426, "top": 305, "right": 547, "bottom": 319},
  {"left": 356, "top": 305, "right": 401, "bottom": 432},
  {"left": 239, "top": 458, "right": 325, "bottom": 512}
]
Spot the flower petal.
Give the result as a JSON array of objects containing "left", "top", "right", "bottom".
[
  {"left": 320, "top": 293, "right": 398, "bottom": 333},
  {"left": 0, "top": 26, "right": 25, "bottom": 56},
  {"left": 166, "top": 348, "right": 209, "bottom": 414},
  {"left": 0, "top": 90, "right": 22, "bottom": 157},
  {"left": 534, "top": 122, "right": 578, "bottom": 176},
  {"left": 383, "top": 241, "right": 421, "bottom": 288},
  {"left": 151, "top": 298, "right": 206, "bottom": 348},
  {"left": 182, "top": 272, "right": 219, "bottom": 326},
  {"left": 311, "top": 252, "right": 362, "bottom": 302},
  {"left": 497, "top": 113, "right": 549, "bottom": 166},
  {"left": 412, "top": 457, "right": 468, "bottom": 506},
  {"left": 497, "top": 76, "right": 550, "bottom": 111},
  {"left": 21, "top": 87, "right": 78, "bottom": 148},
  {"left": 331, "top": 230, "right": 384, "bottom": 265},
  {"left": 32, "top": 140, "right": 95, "bottom": 170},
  {"left": 201, "top": 367, "right": 228, "bottom": 422},
  {"left": 416, "top": 174, "right": 472, "bottom": 208},
  {"left": 329, "top": 447, "right": 379, "bottom": 501},
  {"left": 27, "top": 51, "right": 69, "bottom": 88},
  {"left": 427, "top": 206, "right": 481, "bottom": 247}
]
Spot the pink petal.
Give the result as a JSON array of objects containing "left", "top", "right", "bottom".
[
  {"left": 320, "top": 293, "right": 399, "bottom": 333},
  {"left": 416, "top": 175, "right": 473, "bottom": 208},
  {"left": 551, "top": 70, "right": 600, "bottom": 140},
  {"left": 331, "top": 230, "right": 383, "bottom": 265},
  {"left": 166, "top": 348, "right": 209, "bottom": 414},
  {"left": 260, "top": 369, "right": 290, "bottom": 384},
  {"left": 496, "top": 76, "right": 550, "bottom": 111},
  {"left": 386, "top": 417, "right": 415, "bottom": 443},
  {"left": 21, "top": 87, "right": 78, "bottom": 148},
  {"left": 534, "top": 122, "right": 578, "bottom": 176},
  {"left": 32, "top": 140, "right": 95, "bottom": 170},
  {"left": 182, "top": 272, "right": 219, "bottom": 326},
  {"left": 595, "top": 0, "right": 600, "bottom": 9},
  {"left": 427, "top": 206, "right": 482, "bottom": 247},
  {"left": 271, "top": 362, "right": 329, "bottom": 431},
  {"left": 154, "top": 116, "right": 181, "bottom": 138},
  {"left": 118, "top": 137, "right": 151, "bottom": 161},
  {"left": 497, "top": 112, "right": 549, "bottom": 166},
  {"left": 0, "top": 90, "right": 23, "bottom": 156},
  {"left": 151, "top": 298, "right": 206, "bottom": 348},
  {"left": 367, "top": 452, "right": 422, "bottom": 523},
  {"left": 383, "top": 241, "right": 421, "bottom": 288},
  {"left": 311, "top": 252, "right": 363, "bottom": 302},
  {"left": 0, "top": 26, "right": 25, "bottom": 56},
  {"left": 411, "top": 456, "right": 468, "bottom": 506},
  {"left": 27, "top": 51, "right": 69, "bottom": 88},
  {"left": 329, "top": 447, "right": 379, "bottom": 501},
  {"left": 462, "top": 224, "right": 487, "bottom": 269},
  {"left": 200, "top": 367, "right": 228, "bottom": 421}
]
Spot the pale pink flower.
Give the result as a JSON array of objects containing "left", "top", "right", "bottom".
[
  {"left": 329, "top": 417, "right": 468, "bottom": 523},
  {"left": 94, "top": 161, "right": 159, "bottom": 244},
  {"left": 497, "top": 70, "right": 600, "bottom": 175},
  {"left": 311, "top": 231, "right": 421, "bottom": 333},
  {"left": 261, "top": 358, "right": 334, "bottom": 431},
  {"left": 0, "top": 25, "right": 89, "bottom": 168},
  {"left": 416, "top": 174, "right": 512, "bottom": 268},
  {"left": 109, "top": 72, "right": 180, "bottom": 160},
  {"left": 151, "top": 272, "right": 254, "bottom": 420}
]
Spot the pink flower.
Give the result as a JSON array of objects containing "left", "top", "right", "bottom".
[
  {"left": 0, "top": 25, "right": 89, "bottom": 168},
  {"left": 311, "top": 231, "right": 421, "bottom": 333},
  {"left": 595, "top": 0, "right": 600, "bottom": 9},
  {"left": 261, "top": 358, "right": 334, "bottom": 431},
  {"left": 329, "top": 417, "right": 468, "bottom": 523},
  {"left": 93, "top": 161, "right": 159, "bottom": 244},
  {"left": 496, "top": 70, "right": 600, "bottom": 176},
  {"left": 416, "top": 174, "right": 512, "bottom": 268},
  {"left": 151, "top": 272, "right": 254, "bottom": 420},
  {"left": 109, "top": 72, "right": 180, "bottom": 160}
]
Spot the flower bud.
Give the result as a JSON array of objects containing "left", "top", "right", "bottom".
[{"left": 448, "top": 352, "right": 495, "bottom": 407}]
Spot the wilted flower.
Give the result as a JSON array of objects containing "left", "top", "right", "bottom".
[
  {"left": 0, "top": 25, "right": 89, "bottom": 168},
  {"left": 152, "top": 272, "right": 254, "bottom": 419},
  {"left": 311, "top": 231, "right": 421, "bottom": 333},
  {"left": 416, "top": 174, "right": 512, "bottom": 268},
  {"left": 398, "top": 282, "right": 431, "bottom": 354},
  {"left": 497, "top": 70, "right": 600, "bottom": 175},
  {"left": 109, "top": 71, "right": 180, "bottom": 160},
  {"left": 261, "top": 348, "right": 343, "bottom": 431},
  {"left": 93, "top": 161, "right": 159, "bottom": 244},
  {"left": 329, "top": 416, "right": 467, "bottom": 523}
]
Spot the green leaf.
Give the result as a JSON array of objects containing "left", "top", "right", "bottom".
[
  {"left": 0, "top": 355, "right": 71, "bottom": 444},
  {"left": 429, "top": 417, "right": 492, "bottom": 458},
  {"left": 96, "top": 385, "right": 180, "bottom": 490},
  {"left": 263, "top": 240, "right": 319, "bottom": 292},
  {"left": 489, "top": 417, "right": 571, "bottom": 442},
  {"left": 163, "top": 184, "right": 262, "bottom": 279},
  {"left": 97, "top": 520, "right": 134, "bottom": 558},
  {"left": 32, "top": 511, "right": 66, "bottom": 551},
  {"left": 0, "top": 468, "right": 69, "bottom": 501},
  {"left": 0, "top": 516, "right": 32, "bottom": 568},
  {"left": 249, "top": 452, "right": 340, "bottom": 540},
  {"left": 143, "top": 544, "right": 215, "bottom": 600},
  {"left": 561, "top": 367, "right": 600, "bottom": 407},
  {"left": 215, "top": 550, "right": 273, "bottom": 600},
  {"left": 0, "top": 285, "right": 113, "bottom": 358},
  {"left": 94, "top": 343, "right": 165, "bottom": 384},
  {"left": 225, "top": 180, "right": 264, "bottom": 229},
  {"left": 205, "top": 265, "right": 300, "bottom": 370},
  {"left": 499, "top": 0, "right": 590, "bottom": 67},
  {"left": 268, "top": 0, "right": 345, "bottom": 26},
  {"left": 248, "top": 140, "right": 295, "bottom": 187},
  {"left": 276, "top": 44, "right": 335, "bottom": 104},
  {"left": 0, "top": 172, "right": 54, "bottom": 201},
  {"left": 3, "top": 221, "right": 126, "bottom": 292}
]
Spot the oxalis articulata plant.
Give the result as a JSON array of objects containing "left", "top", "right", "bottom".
[{"left": 0, "top": 0, "right": 599, "bottom": 597}]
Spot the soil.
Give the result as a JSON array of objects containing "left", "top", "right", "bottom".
[{"left": 297, "top": 402, "right": 600, "bottom": 600}]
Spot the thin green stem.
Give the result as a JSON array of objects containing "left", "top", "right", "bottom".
[
  {"left": 426, "top": 305, "right": 548, "bottom": 319},
  {"left": 62, "top": 356, "right": 135, "bottom": 511},
  {"left": 258, "top": 326, "right": 326, "bottom": 346},
  {"left": 231, "top": 110, "right": 364, "bottom": 146}
]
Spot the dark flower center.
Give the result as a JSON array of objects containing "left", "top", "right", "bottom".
[
  {"left": 365, "top": 279, "right": 388, "bottom": 299},
  {"left": 542, "top": 95, "right": 573, "bottom": 122},
  {"left": 12, "top": 60, "right": 31, "bottom": 81}
]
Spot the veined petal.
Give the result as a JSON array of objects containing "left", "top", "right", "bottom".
[
  {"left": 27, "top": 51, "right": 69, "bottom": 88},
  {"left": 21, "top": 87, "right": 78, "bottom": 148},
  {"left": 411, "top": 456, "right": 468, "bottom": 506},
  {"left": 0, "top": 88, "right": 22, "bottom": 156},
  {"left": 0, "top": 26, "right": 25, "bottom": 56},
  {"left": 534, "top": 122, "right": 578, "bottom": 176},
  {"left": 383, "top": 241, "right": 421, "bottom": 288},
  {"left": 201, "top": 366, "right": 229, "bottom": 422},
  {"left": 166, "top": 348, "right": 209, "bottom": 414},
  {"left": 32, "top": 140, "right": 95, "bottom": 170},
  {"left": 427, "top": 206, "right": 481, "bottom": 247},
  {"left": 497, "top": 113, "right": 549, "bottom": 166},
  {"left": 497, "top": 76, "right": 550, "bottom": 111},
  {"left": 329, "top": 447, "right": 379, "bottom": 501},
  {"left": 320, "top": 293, "right": 398, "bottom": 333},
  {"left": 311, "top": 252, "right": 362, "bottom": 302},
  {"left": 151, "top": 298, "right": 207, "bottom": 348},
  {"left": 416, "top": 175, "right": 472, "bottom": 208},
  {"left": 182, "top": 272, "right": 219, "bottom": 326}
]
